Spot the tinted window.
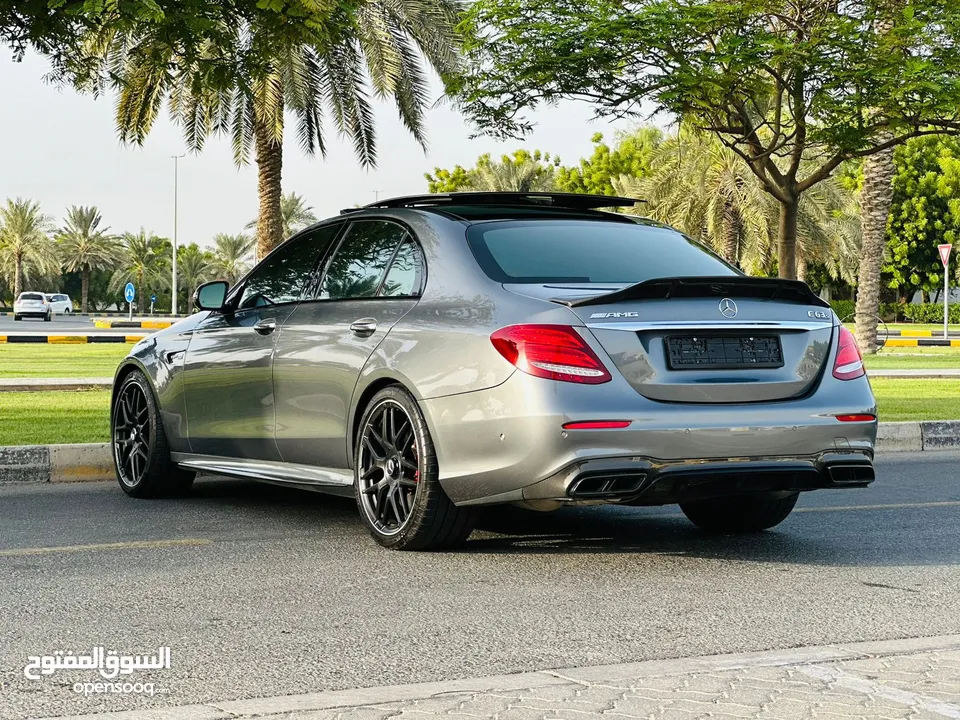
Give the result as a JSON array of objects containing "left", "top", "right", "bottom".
[
  {"left": 381, "top": 239, "right": 423, "bottom": 297},
  {"left": 467, "top": 220, "right": 737, "bottom": 283},
  {"left": 317, "top": 221, "right": 405, "bottom": 300},
  {"left": 20, "top": 293, "right": 44, "bottom": 301},
  {"left": 238, "top": 225, "right": 340, "bottom": 309}
]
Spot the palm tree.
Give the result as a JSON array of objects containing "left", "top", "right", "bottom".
[
  {"left": 111, "top": 229, "right": 170, "bottom": 310},
  {"left": 466, "top": 151, "right": 560, "bottom": 192},
  {"left": 245, "top": 192, "right": 317, "bottom": 250},
  {"left": 622, "top": 132, "right": 858, "bottom": 278},
  {"left": 56, "top": 205, "right": 119, "bottom": 313},
  {"left": 177, "top": 243, "right": 215, "bottom": 309},
  {"left": 211, "top": 233, "right": 255, "bottom": 284},
  {"left": 85, "top": 0, "right": 463, "bottom": 261},
  {"left": 0, "top": 198, "right": 58, "bottom": 298}
]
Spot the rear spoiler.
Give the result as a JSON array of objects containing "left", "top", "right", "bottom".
[{"left": 557, "top": 276, "right": 829, "bottom": 309}]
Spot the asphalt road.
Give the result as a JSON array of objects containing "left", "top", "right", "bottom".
[
  {"left": 0, "top": 315, "right": 153, "bottom": 335},
  {"left": 2, "top": 452, "right": 959, "bottom": 719}
]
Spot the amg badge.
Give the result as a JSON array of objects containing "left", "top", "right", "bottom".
[{"left": 589, "top": 311, "right": 639, "bottom": 319}]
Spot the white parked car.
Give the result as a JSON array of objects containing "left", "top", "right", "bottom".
[
  {"left": 44, "top": 293, "right": 74, "bottom": 314},
  {"left": 13, "top": 292, "right": 52, "bottom": 321}
]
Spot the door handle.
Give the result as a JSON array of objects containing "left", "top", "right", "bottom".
[
  {"left": 253, "top": 319, "right": 277, "bottom": 335},
  {"left": 350, "top": 318, "right": 378, "bottom": 336}
]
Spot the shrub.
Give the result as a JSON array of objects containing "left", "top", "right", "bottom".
[
  {"left": 829, "top": 300, "right": 855, "bottom": 321},
  {"left": 900, "top": 302, "right": 960, "bottom": 323}
]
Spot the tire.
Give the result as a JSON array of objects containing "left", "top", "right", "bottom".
[
  {"left": 43, "top": 312, "right": 51, "bottom": 322},
  {"left": 112, "top": 369, "right": 195, "bottom": 498},
  {"left": 354, "top": 386, "right": 477, "bottom": 551},
  {"left": 13, "top": 314, "right": 20, "bottom": 321},
  {"left": 680, "top": 492, "right": 799, "bottom": 534}
]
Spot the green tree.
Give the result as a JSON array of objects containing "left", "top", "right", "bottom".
[
  {"left": 0, "top": 197, "right": 57, "bottom": 298},
  {"left": 211, "top": 233, "right": 255, "bottom": 285},
  {"left": 425, "top": 150, "right": 560, "bottom": 193},
  {"left": 555, "top": 128, "right": 662, "bottom": 196},
  {"left": 83, "top": 0, "right": 463, "bottom": 261},
  {"left": 881, "top": 136, "right": 960, "bottom": 303},
  {"left": 246, "top": 192, "right": 317, "bottom": 250},
  {"left": 111, "top": 229, "right": 170, "bottom": 311},
  {"left": 618, "top": 131, "right": 859, "bottom": 278},
  {"left": 177, "top": 243, "right": 215, "bottom": 310},
  {"left": 56, "top": 205, "right": 119, "bottom": 313},
  {"left": 452, "top": 0, "right": 960, "bottom": 281}
]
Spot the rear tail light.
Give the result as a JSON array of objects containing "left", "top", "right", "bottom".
[
  {"left": 835, "top": 414, "right": 876, "bottom": 422},
  {"left": 490, "top": 324, "right": 612, "bottom": 384},
  {"left": 562, "top": 420, "right": 631, "bottom": 429},
  {"left": 833, "top": 326, "right": 865, "bottom": 380}
]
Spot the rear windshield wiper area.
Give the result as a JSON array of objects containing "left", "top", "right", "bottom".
[{"left": 557, "top": 276, "right": 829, "bottom": 308}]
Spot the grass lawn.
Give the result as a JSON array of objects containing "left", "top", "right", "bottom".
[
  {"left": 0, "top": 390, "right": 111, "bottom": 445},
  {"left": 871, "top": 378, "right": 960, "bottom": 422},
  {"left": 865, "top": 350, "right": 960, "bottom": 369},
  {"left": 1, "top": 378, "right": 959, "bottom": 446},
  {"left": 0, "top": 344, "right": 128, "bottom": 378}
]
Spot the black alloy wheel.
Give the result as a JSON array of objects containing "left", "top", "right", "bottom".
[
  {"left": 114, "top": 381, "right": 151, "bottom": 489},
  {"left": 357, "top": 399, "right": 420, "bottom": 535},
  {"left": 111, "top": 369, "right": 194, "bottom": 498},
  {"left": 354, "top": 386, "right": 477, "bottom": 551}
]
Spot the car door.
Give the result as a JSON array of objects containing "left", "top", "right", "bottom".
[
  {"left": 273, "top": 219, "right": 425, "bottom": 468},
  {"left": 182, "top": 227, "right": 337, "bottom": 460}
]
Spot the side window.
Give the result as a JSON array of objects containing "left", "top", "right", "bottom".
[
  {"left": 317, "top": 221, "right": 406, "bottom": 300},
  {"left": 380, "top": 238, "right": 424, "bottom": 297},
  {"left": 238, "top": 224, "right": 340, "bottom": 310}
]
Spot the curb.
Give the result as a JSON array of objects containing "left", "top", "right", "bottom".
[
  {"left": 0, "top": 421, "right": 958, "bottom": 485},
  {"left": 0, "top": 335, "right": 143, "bottom": 344},
  {"left": 0, "top": 378, "right": 112, "bottom": 391},
  {"left": 93, "top": 320, "right": 172, "bottom": 329},
  {"left": 36, "top": 634, "right": 960, "bottom": 720},
  {"left": 0, "top": 444, "right": 112, "bottom": 483},
  {"left": 880, "top": 337, "right": 960, "bottom": 347},
  {"left": 876, "top": 329, "right": 960, "bottom": 337}
]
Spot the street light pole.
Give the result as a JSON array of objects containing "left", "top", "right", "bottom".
[{"left": 172, "top": 154, "right": 185, "bottom": 315}]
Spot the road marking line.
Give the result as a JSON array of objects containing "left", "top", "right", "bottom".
[
  {"left": 0, "top": 538, "right": 211, "bottom": 557},
  {"left": 795, "top": 500, "right": 960, "bottom": 513},
  {"left": 797, "top": 664, "right": 960, "bottom": 719}
]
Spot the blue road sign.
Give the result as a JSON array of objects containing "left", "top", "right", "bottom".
[
  {"left": 124, "top": 283, "right": 136, "bottom": 303},
  {"left": 151, "top": 294, "right": 157, "bottom": 303}
]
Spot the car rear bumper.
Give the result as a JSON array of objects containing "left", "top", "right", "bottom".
[
  {"left": 14, "top": 309, "right": 49, "bottom": 317},
  {"left": 420, "top": 369, "right": 877, "bottom": 507}
]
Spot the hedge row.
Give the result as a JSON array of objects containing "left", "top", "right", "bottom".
[{"left": 829, "top": 300, "right": 960, "bottom": 323}]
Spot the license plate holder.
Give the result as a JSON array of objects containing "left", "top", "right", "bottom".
[{"left": 665, "top": 335, "right": 784, "bottom": 370}]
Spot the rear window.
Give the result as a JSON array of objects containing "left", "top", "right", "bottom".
[
  {"left": 19, "top": 293, "right": 44, "bottom": 301},
  {"left": 466, "top": 220, "right": 737, "bottom": 284}
]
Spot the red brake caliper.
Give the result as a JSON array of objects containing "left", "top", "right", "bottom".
[{"left": 412, "top": 444, "right": 419, "bottom": 483}]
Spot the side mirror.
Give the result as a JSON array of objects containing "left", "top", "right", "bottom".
[{"left": 195, "top": 281, "right": 229, "bottom": 311}]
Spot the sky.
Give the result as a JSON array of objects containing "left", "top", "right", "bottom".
[{"left": 0, "top": 51, "right": 648, "bottom": 249}]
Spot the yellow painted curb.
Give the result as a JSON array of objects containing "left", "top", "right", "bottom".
[
  {"left": 900, "top": 329, "right": 932, "bottom": 337},
  {"left": 93, "top": 320, "right": 113, "bottom": 328},
  {"left": 953, "top": 340, "right": 960, "bottom": 348},
  {"left": 47, "top": 335, "right": 88, "bottom": 344},
  {"left": 0, "top": 336, "right": 6, "bottom": 343},
  {"left": 141, "top": 320, "right": 172, "bottom": 329},
  {"left": 125, "top": 336, "right": 142, "bottom": 343},
  {"left": 883, "top": 338, "right": 919, "bottom": 347}
]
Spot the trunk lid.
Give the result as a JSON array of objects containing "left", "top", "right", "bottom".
[{"left": 512, "top": 276, "right": 835, "bottom": 403}]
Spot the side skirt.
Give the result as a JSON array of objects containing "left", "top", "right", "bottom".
[{"left": 170, "top": 452, "right": 355, "bottom": 497}]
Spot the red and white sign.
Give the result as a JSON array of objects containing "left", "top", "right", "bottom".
[{"left": 939, "top": 243, "right": 952, "bottom": 268}]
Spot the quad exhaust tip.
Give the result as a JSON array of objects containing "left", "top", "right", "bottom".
[{"left": 569, "top": 472, "right": 649, "bottom": 498}]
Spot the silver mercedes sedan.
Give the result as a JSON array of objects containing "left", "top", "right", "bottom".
[{"left": 111, "top": 192, "right": 877, "bottom": 550}]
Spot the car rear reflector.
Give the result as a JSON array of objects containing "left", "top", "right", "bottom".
[
  {"left": 490, "top": 325, "right": 612, "bottom": 384},
  {"left": 562, "top": 420, "right": 632, "bottom": 430},
  {"left": 835, "top": 414, "right": 876, "bottom": 422},
  {"left": 832, "top": 326, "right": 865, "bottom": 380}
]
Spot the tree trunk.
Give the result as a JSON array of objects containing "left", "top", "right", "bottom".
[
  {"left": 777, "top": 197, "right": 799, "bottom": 280},
  {"left": 721, "top": 203, "right": 740, "bottom": 266},
  {"left": 797, "top": 252, "right": 807, "bottom": 283},
  {"left": 13, "top": 252, "right": 23, "bottom": 298},
  {"left": 81, "top": 266, "right": 90, "bottom": 314},
  {"left": 921, "top": 289, "right": 929, "bottom": 304},
  {"left": 855, "top": 142, "right": 896, "bottom": 354},
  {"left": 254, "top": 115, "right": 284, "bottom": 262}
]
